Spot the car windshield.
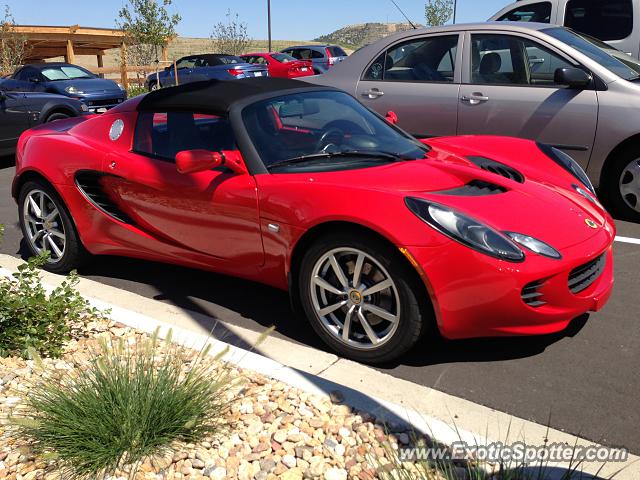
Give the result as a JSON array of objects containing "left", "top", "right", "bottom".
[
  {"left": 40, "top": 66, "right": 94, "bottom": 81},
  {"left": 542, "top": 27, "right": 640, "bottom": 81},
  {"left": 271, "top": 53, "right": 296, "bottom": 63},
  {"left": 242, "top": 90, "right": 428, "bottom": 172}
]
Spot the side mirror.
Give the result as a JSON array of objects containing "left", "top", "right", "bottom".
[
  {"left": 385, "top": 110, "right": 398, "bottom": 125},
  {"left": 554, "top": 67, "right": 591, "bottom": 89},
  {"left": 176, "top": 150, "right": 223, "bottom": 174},
  {"left": 175, "top": 149, "right": 248, "bottom": 175}
]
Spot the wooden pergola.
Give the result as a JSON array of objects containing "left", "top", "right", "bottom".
[{"left": 14, "top": 24, "right": 170, "bottom": 89}]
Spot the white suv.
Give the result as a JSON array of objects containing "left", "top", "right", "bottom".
[{"left": 490, "top": 0, "right": 640, "bottom": 59}]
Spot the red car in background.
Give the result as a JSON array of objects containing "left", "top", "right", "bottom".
[{"left": 240, "top": 52, "right": 314, "bottom": 79}]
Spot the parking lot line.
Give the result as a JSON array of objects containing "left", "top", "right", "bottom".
[{"left": 615, "top": 236, "right": 640, "bottom": 245}]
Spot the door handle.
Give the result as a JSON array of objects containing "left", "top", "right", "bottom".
[
  {"left": 362, "top": 88, "right": 384, "bottom": 99},
  {"left": 461, "top": 93, "right": 489, "bottom": 105}
]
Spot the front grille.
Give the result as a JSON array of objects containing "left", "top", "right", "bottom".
[
  {"left": 75, "top": 171, "right": 133, "bottom": 224},
  {"left": 86, "top": 98, "right": 122, "bottom": 108},
  {"left": 436, "top": 180, "right": 507, "bottom": 196},
  {"left": 467, "top": 156, "right": 525, "bottom": 183},
  {"left": 522, "top": 280, "right": 546, "bottom": 307},
  {"left": 568, "top": 254, "right": 606, "bottom": 294}
]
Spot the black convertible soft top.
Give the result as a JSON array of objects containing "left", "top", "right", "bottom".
[{"left": 137, "top": 78, "right": 330, "bottom": 115}]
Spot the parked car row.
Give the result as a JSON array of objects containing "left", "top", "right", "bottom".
[{"left": 145, "top": 44, "right": 349, "bottom": 90}]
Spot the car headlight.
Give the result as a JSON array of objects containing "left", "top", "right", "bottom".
[
  {"left": 65, "top": 86, "right": 84, "bottom": 95},
  {"left": 117, "top": 83, "right": 126, "bottom": 91},
  {"left": 80, "top": 104, "right": 89, "bottom": 112},
  {"left": 505, "top": 232, "right": 561, "bottom": 259},
  {"left": 537, "top": 143, "right": 595, "bottom": 195},
  {"left": 405, "top": 198, "right": 525, "bottom": 262}
]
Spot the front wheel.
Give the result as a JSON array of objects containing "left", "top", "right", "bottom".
[
  {"left": 18, "top": 179, "right": 88, "bottom": 273},
  {"left": 298, "top": 233, "right": 429, "bottom": 364},
  {"left": 148, "top": 81, "right": 160, "bottom": 92},
  {"left": 602, "top": 148, "right": 640, "bottom": 222}
]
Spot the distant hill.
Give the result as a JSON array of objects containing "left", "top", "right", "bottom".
[{"left": 314, "top": 22, "right": 420, "bottom": 48}]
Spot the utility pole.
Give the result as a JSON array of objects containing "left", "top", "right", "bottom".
[
  {"left": 267, "top": 0, "right": 272, "bottom": 52},
  {"left": 452, "top": 0, "right": 457, "bottom": 24}
]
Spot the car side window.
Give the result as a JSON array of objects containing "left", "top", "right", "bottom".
[
  {"left": 14, "top": 67, "right": 35, "bottom": 81},
  {"left": 362, "top": 35, "right": 458, "bottom": 83},
  {"left": 470, "top": 34, "right": 573, "bottom": 86},
  {"left": 311, "top": 50, "right": 325, "bottom": 59},
  {"left": 497, "top": 2, "right": 552, "bottom": 22},
  {"left": 133, "top": 112, "right": 236, "bottom": 162},
  {"left": 565, "top": 0, "right": 633, "bottom": 41},
  {"left": 176, "top": 57, "right": 197, "bottom": 70},
  {"left": 288, "top": 49, "right": 304, "bottom": 60}
]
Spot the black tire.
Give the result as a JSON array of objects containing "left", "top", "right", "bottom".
[
  {"left": 298, "top": 232, "right": 430, "bottom": 364},
  {"left": 601, "top": 146, "right": 640, "bottom": 222},
  {"left": 148, "top": 80, "right": 160, "bottom": 92},
  {"left": 45, "top": 112, "right": 71, "bottom": 123},
  {"left": 18, "top": 179, "right": 89, "bottom": 273}
]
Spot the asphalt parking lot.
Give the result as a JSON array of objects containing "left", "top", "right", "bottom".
[{"left": 1, "top": 157, "right": 639, "bottom": 455}]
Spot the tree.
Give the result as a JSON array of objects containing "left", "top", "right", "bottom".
[
  {"left": 424, "top": 0, "right": 454, "bottom": 27},
  {"left": 0, "top": 5, "right": 29, "bottom": 75},
  {"left": 210, "top": 10, "right": 252, "bottom": 56},
  {"left": 116, "top": 0, "right": 181, "bottom": 85}
]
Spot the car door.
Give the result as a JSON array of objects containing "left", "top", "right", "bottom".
[
  {"left": 102, "top": 111, "right": 264, "bottom": 265},
  {"left": 355, "top": 33, "right": 462, "bottom": 138},
  {"left": 4, "top": 67, "right": 36, "bottom": 92},
  {"left": 0, "top": 91, "right": 31, "bottom": 151},
  {"left": 457, "top": 31, "right": 598, "bottom": 167}
]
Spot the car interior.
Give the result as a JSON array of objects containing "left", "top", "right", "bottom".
[{"left": 134, "top": 112, "right": 237, "bottom": 161}]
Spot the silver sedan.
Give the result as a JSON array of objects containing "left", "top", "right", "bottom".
[{"left": 308, "top": 22, "right": 640, "bottom": 221}]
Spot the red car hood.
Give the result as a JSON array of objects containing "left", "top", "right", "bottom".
[{"left": 308, "top": 142, "right": 613, "bottom": 250}]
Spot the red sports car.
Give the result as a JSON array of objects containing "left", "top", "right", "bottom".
[
  {"left": 240, "top": 53, "right": 314, "bottom": 78},
  {"left": 12, "top": 78, "right": 615, "bottom": 363}
]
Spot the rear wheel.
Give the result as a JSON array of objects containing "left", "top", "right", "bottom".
[
  {"left": 148, "top": 81, "right": 160, "bottom": 92},
  {"left": 602, "top": 147, "right": 640, "bottom": 222},
  {"left": 18, "top": 179, "right": 89, "bottom": 273},
  {"left": 298, "top": 233, "right": 429, "bottom": 364}
]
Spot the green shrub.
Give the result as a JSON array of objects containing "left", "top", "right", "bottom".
[
  {"left": 12, "top": 331, "right": 234, "bottom": 479},
  {"left": 0, "top": 254, "right": 102, "bottom": 358}
]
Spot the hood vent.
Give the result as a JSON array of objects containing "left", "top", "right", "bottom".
[
  {"left": 436, "top": 180, "right": 506, "bottom": 196},
  {"left": 467, "top": 156, "right": 525, "bottom": 184}
]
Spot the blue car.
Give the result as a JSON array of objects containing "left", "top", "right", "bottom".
[
  {"left": 0, "top": 63, "right": 127, "bottom": 112},
  {"left": 144, "top": 54, "right": 269, "bottom": 91}
]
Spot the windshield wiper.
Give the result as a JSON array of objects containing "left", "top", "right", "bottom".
[{"left": 267, "top": 151, "right": 407, "bottom": 170}]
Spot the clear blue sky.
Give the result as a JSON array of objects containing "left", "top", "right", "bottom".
[{"left": 4, "top": 0, "right": 512, "bottom": 40}]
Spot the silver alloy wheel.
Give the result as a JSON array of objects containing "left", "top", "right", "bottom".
[
  {"left": 619, "top": 158, "right": 640, "bottom": 213},
  {"left": 310, "top": 247, "right": 400, "bottom": 350},
  {"left": 22, "top": 190, "right": 66, "bottom": 263},
  {"left": 150, "top": 82, "right": 160, "bottom": 91}
]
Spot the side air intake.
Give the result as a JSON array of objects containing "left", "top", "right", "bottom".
[{"left": 75, "top": 171, "right": 133, "bottom": 224}]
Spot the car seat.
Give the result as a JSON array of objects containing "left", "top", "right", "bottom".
[{"left": 478, "top": 52, "right": 511, "bottom": 84}]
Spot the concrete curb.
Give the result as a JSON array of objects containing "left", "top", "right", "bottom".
[{"left": 0, "top": 253, "right": 637, "bottom": 479}]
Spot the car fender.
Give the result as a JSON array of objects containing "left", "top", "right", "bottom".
[{"left": 36, "top": 97, "right": 84, "bottom": 124}]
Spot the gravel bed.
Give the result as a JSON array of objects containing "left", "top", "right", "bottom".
[{"left": 0, "top": 319, "right": 446, "bottom": 480}]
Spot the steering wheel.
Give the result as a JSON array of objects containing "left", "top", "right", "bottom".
[{"left": 316, "top": 128, "right": 344, "bottom": 152}]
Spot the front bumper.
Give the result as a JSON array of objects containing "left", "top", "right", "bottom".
[
  {"left": 406, "top": 228, "right": 615, "bottom": 339},
  {"left": 74, "top": 92, "right": 127, "bottom": 111}
]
